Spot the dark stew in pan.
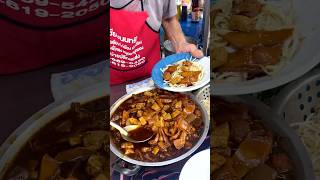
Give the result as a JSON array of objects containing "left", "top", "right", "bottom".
[
  {"left": 4, "top": 97, "right": 108, "bottom": 180},
  {"left": 111, "top": 89, "right": 204, "bottom": 162}
]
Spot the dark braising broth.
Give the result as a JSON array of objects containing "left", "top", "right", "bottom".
[
  {"left": 211, "top": 97, "right": 295, "bottom": 180},
  {"left": 111, "top": 89, "right": 204, "bottom": 162},
  {"left": 128, "top": 127, "right": 154, "bottom": 142},
  {"left": 4, "top": 97, "right": 108, "bottom": 180}
]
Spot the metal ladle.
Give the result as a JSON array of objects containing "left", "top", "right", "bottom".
[{"left": 110, "top": 121, "right": 153, "bottom": 143}]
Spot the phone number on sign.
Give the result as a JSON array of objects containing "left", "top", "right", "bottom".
[{"left": 0, "top": 0, "right": 108, "bottom": 19}]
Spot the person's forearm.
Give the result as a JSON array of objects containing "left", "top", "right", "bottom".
[
  {"left": 162, "top": 16, "right": 204, "bottom": 58},
  {"left": 162, "top": 16, "right": 187, "bottom": 51}
]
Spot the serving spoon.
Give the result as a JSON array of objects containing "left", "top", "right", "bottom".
[{"left": 110, "top": 121, "right": 154, "bottom": 143}]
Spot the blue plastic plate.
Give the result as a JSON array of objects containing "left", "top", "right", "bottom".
[{"left": 152, "top": 53, "right": 210, "bottom": 92}]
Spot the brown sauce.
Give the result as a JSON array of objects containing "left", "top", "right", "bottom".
[{"left": 128, "top": 127, "right": 154, "bottom": 142}]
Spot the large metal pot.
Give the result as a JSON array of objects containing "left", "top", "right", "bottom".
[
  {"left": 0, "top": 83, "right": 108, "bottom": 179},
  {"left": 110, "top": 87, "right": 210, "bottom": 168},
  {"left": 218, "top": 96, "right": 315, "bottom": 180}
]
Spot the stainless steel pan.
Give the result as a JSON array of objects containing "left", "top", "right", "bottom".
[{"left": 110, "top": 87, "right": 210, "bottom": 169}]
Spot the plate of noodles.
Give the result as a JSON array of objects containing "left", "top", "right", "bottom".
[
  {"left": 152, "top": 53, "right": 210, "bottom": 92},
  {"left": 211, "top": 0, "right": 320, "bottom": 95}
]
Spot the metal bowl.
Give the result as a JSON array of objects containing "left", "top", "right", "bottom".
[
  {"left": 217, "top": 96, "right": 315, "bottom": 180},
  {"left": 110, "top": 87, "right": 210, "bottom": 167},
  {"left": 0, "top": 83, "right": 108, "bottom": 179}
]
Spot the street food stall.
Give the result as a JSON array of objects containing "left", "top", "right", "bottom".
[{"left": 109, "top": 0, "right": 212, "bottom": 179}]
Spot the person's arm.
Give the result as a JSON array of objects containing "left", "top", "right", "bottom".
[{"left": 162, "top": 16, "right": 203, "bottom": 58}]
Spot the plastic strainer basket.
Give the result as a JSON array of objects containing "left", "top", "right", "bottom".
[
  {"left": 195, "top": 84, "right": 210, "bottom": 102},
  {"left": 195, "top": 84, "right": 210, "bottom": 116},
  {"left": 272, "top": 68, "right": 320, "bottom": 180},
  {"left": 273, "top": 69, "right": 320, "bottom": 124}
]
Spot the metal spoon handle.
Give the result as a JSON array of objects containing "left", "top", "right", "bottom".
[{"left": 110, "top": 121, "right": 128, "bottom": 136}]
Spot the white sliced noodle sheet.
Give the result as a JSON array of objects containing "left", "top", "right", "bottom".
[{"left": 161, "top": 59, "right": 204, "bottom": 88}]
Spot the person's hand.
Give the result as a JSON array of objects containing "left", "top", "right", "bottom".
[{"left": 174, "top": 42, "right": 204, "bottom": 58}]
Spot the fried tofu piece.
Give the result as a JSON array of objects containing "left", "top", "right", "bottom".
[
  {"left": 163, "top": 71, "right": 171, "bottom": 81},
  {"left": 232, "top": 131, "right": 273, "bottom": 177},
  {"left": 127, "top": 118, "right": 140, "bottom": 125},
  {"left": 212, "top": 159, "right": 240, "bottom": 180},
  {"left": 139, "top": 117, "right": 147, "bottom": 125},
  {"left": 182, "top": 61, "right": 193, "bottom": 67},
  {"left": 121, "top": 142, "right": 134, "bottom": 149},
  {"left": 151, "top": 102, "right": 161, "bottom": 111},
  {"left": 217, "top": 45, "right": 282, "bottom": 74},
  {"left": 181, "top": 71, "right": 201, "bottom": 78},
  {"left": 232, "top": 0, "right": 263, "bottom": 18},
  {"left": 212, "top": 152, "right": 227, "bottom": 172},
  {"left": 229, "top": 15, "right": 256, "bottom": 32},
  {"left": 166, "top": 65, "right": 178, "bottom": 73},
  {"left": 244, "top": 164, "right": 276, "bottom": 180},
  {"left": 39, "top": 154, "right": 59, "bottom": 180},
  {"left": 223, "top": 29, "right": 293, "bottom": 48},
  {"left": 211, "top": 47, "right": 228, "bottom": 70},
  {"left": 152, "top": 146, "right": 160, "bottom": 155},
  {"left": 213, "top": 123, "right": 230, "bottom": 148},
  {"left": 171, "top": 110, "right": 181, "bottom": 118}
]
